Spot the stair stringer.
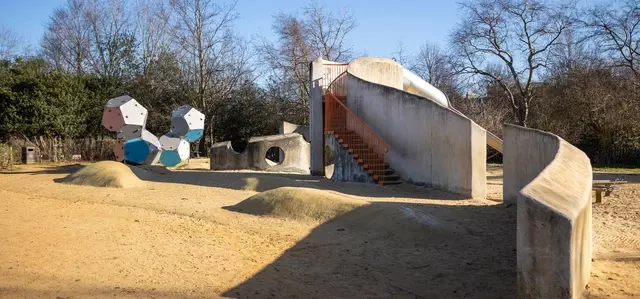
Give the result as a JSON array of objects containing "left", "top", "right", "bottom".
[{"left": 324, "top": 133, "right": 376, "bottom": 184}]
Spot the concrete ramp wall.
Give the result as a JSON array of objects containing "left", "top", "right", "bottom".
[
  {"left": 504, "top": 124, "right": 592, "bottom": 299},
  {"left": 210, "top": 133, "right": 310, "bottom": 174},
  {"left": 503, "top": 125, "right": 561, "bottom": 204},
  {"left": 346, "top": 73, "right": 487, "bottom": 198}
]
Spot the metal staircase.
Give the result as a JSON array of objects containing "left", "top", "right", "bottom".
[{"left": 323, "top": 85, "right": 401, "bottom": 185}]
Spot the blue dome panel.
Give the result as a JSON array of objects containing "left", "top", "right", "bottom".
[
  {"left": 184, "top": 129, "right": 204, "bottom": 142},
  {"left": 159, "top": 150, "right": 181, "bottom": 167},
  {"left": 124, "top": 138, "right": 150, "bottom": 164}
]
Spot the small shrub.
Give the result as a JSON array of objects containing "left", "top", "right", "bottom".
[{"left": 0, "top": 143, "right": 14, "bottom": 170}]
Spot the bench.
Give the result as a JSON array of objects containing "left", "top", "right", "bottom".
[{"left": 592, "top": 180, "right": 627, "bottom": 204}]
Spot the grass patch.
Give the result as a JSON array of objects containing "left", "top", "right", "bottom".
[{"left": 592, "top": 166, "right": 640, "bottom": 173}]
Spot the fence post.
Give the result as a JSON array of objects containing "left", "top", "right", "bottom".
[{"left": 9, "top": 145, "right": 13, "bottom": 168}]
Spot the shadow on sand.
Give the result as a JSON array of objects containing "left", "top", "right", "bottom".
[
  {"left": 131, "top": 167, "right": 470, "bottom": 200},
  {"left": 221, "top": 200, "right": 516, "bottom": 299},
  {"left": 2, "top": 164, "right": 517, "bottom": 298}
]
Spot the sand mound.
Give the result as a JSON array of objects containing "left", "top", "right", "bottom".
[
  {"left": 60, "top": 161, "right": 147, "bottom": 188},
  {"left": 226, "top": 187, "right": 368, "bottom": 221},
  {"left": 229, "top": 176, "right": 301, "bottom": 192}
]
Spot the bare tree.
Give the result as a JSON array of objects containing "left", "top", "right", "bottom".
[
  {"left": 451, "top": 0, "right": 572, "bottom": 126},
  {"left": 170, "top": 0, "right": 252, "bottom": 154},
  {"left": 0, "top": 25, "right": 22, "bottom": 60},
  {"left": 261, "top": 2, "right": 356, "bottom": 124},
  {"left": 583, "top": 0, "right": 640, "bottom": 78},
  {"left": 392, "top": 41, "right": 412, "bottom": 66},
  {"left": 303, "top": 1, "right": 356, "bottom": 62},
  {"left": 84, "top": 0, "right": 138, "bottom": 78},
  {"left": 261, "top": 14, "right": 312, "bottom": 123},
  {"left": 41, "top": 0, "right": 92, "bottom": 73},
  {"left": 135, "top": 0, "right": 174, "bottom": 73},
  {"left": 412, "top": 42, "right": 455, "bottom": 87}
]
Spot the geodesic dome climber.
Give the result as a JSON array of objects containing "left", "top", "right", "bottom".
[
  {"left": 102, "top": 95, "right": 148, "bottom": 139},
  {"left": 171, "top": 104, "right": 205, "bottom": 142},
  {"left": 158, "top": 133, "right": 190, "bottom": 167},
  {"left": 102, "top": 95, "right": 205, "bottom": 166}
]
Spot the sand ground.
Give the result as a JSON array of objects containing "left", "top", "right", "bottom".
[{"left": 0, "top": 161, "right": 636, "bottom": 298}]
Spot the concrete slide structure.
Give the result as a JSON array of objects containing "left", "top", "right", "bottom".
[
  {"left": 402, "top": 67, "right": 504, "bottom": 154},
  {"left": 210, "top": 133, "right": 310, "bottom": 174},
  {"left": 503, "top": 124, "right": 592, "bottom": 299},
  {"left": 310, "top": 57, "right": 487, "bottom": 197},
  {"left": 346, "top": 66, "right": 487, "bottom": 197}
]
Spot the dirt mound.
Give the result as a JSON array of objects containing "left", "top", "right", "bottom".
[
  {"left": 60, "top": 161, "right": 148, "bottom": 188},
  {"left": 228, "top": 176, "right": 305, "bottom": 192},
  {"left": 226, "top": 187, "right": 368, "bottom": 221}
]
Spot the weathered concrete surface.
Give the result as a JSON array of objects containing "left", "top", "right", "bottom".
[
  {"left": 346, "top": 73, "right": 486, "bottom": 198},
  {"left": 210, "top": 133, "right": 310, "bottom": 174},
  {"left": 324, "top": 133, "right": 375, "bottom": 184},
  {"left": 507, "top": 125, "right": 592, "bottom": 299},
  {"left": 347, "top": 57, "right": 404, "bottom": 90},
  {"left": 279, "top": 121, "right": 309, "bottom": 141},
  {"left": 309, "top": 57, "right": 324, "bottom": 176},
  {"left": 503, "top": 125, "right": 560, "bottom": 204}
]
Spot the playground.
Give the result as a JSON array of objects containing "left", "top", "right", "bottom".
[
  {"left": 0, "top": 161, "right": 516, "bottom": 298},
  {"left": 0, "top": 162, "right": 637, "bottom": 298}
]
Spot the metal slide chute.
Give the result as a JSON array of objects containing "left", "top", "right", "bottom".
[{"left": 401, "top": 68, "right": 504, "bottom": 154}]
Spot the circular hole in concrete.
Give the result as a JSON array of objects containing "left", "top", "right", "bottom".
[
  {"left": 265, "top": 146, "right": 283, "bottom": 166},
  {"left": 230, "top": 139, "right": 249, "bottom": 153},
  {"left": 324, "top": 145, "right": 335, "bottom": 179}
]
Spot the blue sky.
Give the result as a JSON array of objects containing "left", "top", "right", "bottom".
[{"left": 0, "top": 0, "right": 610, "bottom": 58}]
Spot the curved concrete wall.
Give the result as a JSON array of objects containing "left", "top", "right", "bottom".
[
  {"left": 210, "top": 133, "right": 310, "bottom": 174},
  {"left": 346, "top": 73, "right": 487, "bottom": 198},
  {"left": 347, "top": 57, "right": 404, "bottom": 90},
  {"left": 505, "top": 124, "right": 592, "bottom": 299},
  {"left": 503, "top": 125, "right": 561, "bottom": 204}
]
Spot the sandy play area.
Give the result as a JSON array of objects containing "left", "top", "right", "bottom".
[
  {"left": 1, "top": 161, "right": 514, "bottom": 298},
  {"left": 0, "top": 161, "right": 636, "bottom": 298}
]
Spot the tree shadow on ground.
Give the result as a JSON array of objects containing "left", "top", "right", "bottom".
[
  {"left": 144, "top": 169, "right": 470, "bottom": 200},
  {"left": 221, "top": 201, "right": 516, "bottom": 299},
  {"left": 0, "top": 163, "right": 84, "bottom": 175}
]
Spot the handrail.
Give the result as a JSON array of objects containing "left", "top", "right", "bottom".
[
  {"left": 325, "top": 92, "right": 389, "bottom": 153},
  {"left": 323, "top": 65, "right": 390, "bottom": 184},
  {"left": 326, "top": 70, "right": 348, "bottom": 93}
]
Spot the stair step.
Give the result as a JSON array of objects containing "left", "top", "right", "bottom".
[
  {"left": 381, "top": 180, "right": 403, "bottom": 185},
  {"left": 384, "top": 174, "right": 400, "bottom": 180},
  {"left": 328, "top": 128, "right": 400, "bottom": 186}
]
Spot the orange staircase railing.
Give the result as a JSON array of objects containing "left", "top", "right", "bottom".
[{"left": 323, "top": 71, "right": 389, "bottom": 184}]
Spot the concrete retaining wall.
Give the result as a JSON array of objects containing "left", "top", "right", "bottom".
[
  {"left": 346, "top": 73, "right": 486, "bottom": 198},
  {"left": 210, "top": 133, "right": 310, "bottom": 174},
  {"left": 505, "top": 124, "right": 592, "bottom": 299},
  {"left": 325, "top": 133, "right": 375, "bottom": 184}
]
